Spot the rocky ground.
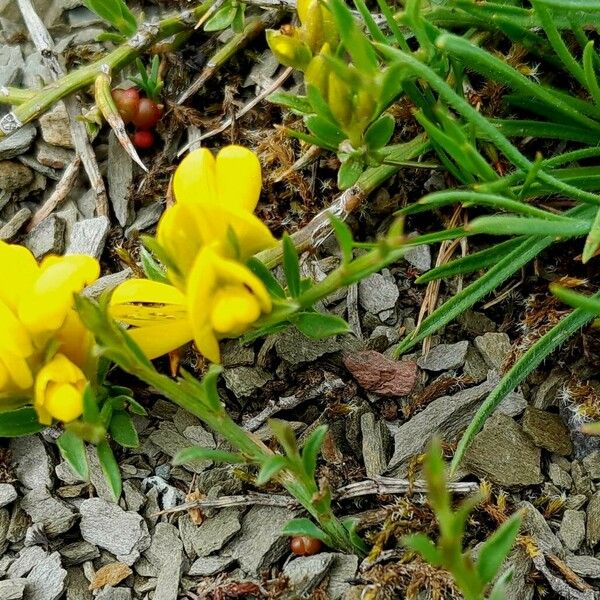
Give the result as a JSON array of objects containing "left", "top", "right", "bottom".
[{"left": 2, "top": 1, "right": 600, "bottom": 599}]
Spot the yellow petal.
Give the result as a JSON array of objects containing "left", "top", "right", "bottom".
[
  {"left": 55, "top": 310, "right": 94, "bottom": 372},
  {"left": 173, "top": 147, "right": 217, "bottom": 205},
  {"left": 0, "top": 300, "right": 33, "bottom": 357},
  {"left": 127, "top": 320, "right": 193, "bottom": 360},
  {"left": 0, "top": 351, "right": 33, "bottom": 390},
  {"left": 0, "top": 359, "right": 9, "bottom": 390},
  {"left": 0, "top": 242, "right": 39, "bottom": 312},
  {"left": 210, "top": 286, "right": 261, "bottom": 334},
  {"left": 19, "top": 255, "right": 100, "bottom": 334},
  {"left": 215, "top": 145, "right": 262, "bottom": 212},
  {"left": 111, "top": 279, "right": 186, "bottom": 306},
  {"left": 43, "top": 382, "right": 83, "bottom": 423},
  {"left": 186, "top": 248, "right": 221, "bottom": 363}
]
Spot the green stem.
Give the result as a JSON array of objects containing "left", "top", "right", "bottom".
[{"left": 0, "top": 87, "right": 35, "bottom": 105}]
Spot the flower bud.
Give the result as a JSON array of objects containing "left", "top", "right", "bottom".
[
  {"left": 327, "top": 71, "right": 353, "bottom": 128},
  {"left": 305, "top": 51, "right": 330, "bottom": 98},
  {"left": 266, "top": 29, "right": 312, "bottom": 71}
]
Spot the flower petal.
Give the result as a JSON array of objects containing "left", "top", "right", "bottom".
[
  {"left": 215, "top": 145, "right": 262, "bottom": 212},
  {"left": 0, "top": 352, "right": 33, "bottom": 390},
  {"left": 111, "top": 279, "right": 187, "bottom": 306},
  {"left": 43, "top": 382, "right": 83, "bottom": 423},
  {"left": 0, "top": 300, "right": 33, "bottom": 357},
  {"left": 19, "top": 255, "right": 100, "bottom": 334},
  {"left": 173, "top": 147, "right": 217, "bottom": 205},
  {"left": 127, "top": 320, "right": 194, "bottom": 360},
  {"left": 0, "top": 242, "right": 39, "bottom": 312}
]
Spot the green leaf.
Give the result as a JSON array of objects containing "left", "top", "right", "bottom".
[
  {"left": 329, "top": 214, "right": 354, "bottom": 263},
  {"left": 96, "top": 440, "right": 122, "bottom": 501},
  {"left": 551, "top": 285, "right": 600, "bottom": 313},
  {"left": 305, "top": 115, "right": 346, "bottom": 147},
  {"left": 467, "top": 216, "right": 590, "bottom": 238},
  {"left": 57, "top": 430, "right": 89, "bottom": 481},
  {"left": 293, "top": 312, "right": 350, "bottom": 339},
  {"left": 140, "top": 247, "right": 168, "bottom": 284},
  {"left": 82, "top": 385, "right": 101, "bottom": 424},
  {"left": 488, "top": 567, "right": 515, "bottom": 600},
  {"left": 364, "top": 114, "right": 395, "bottom": 149},
  {"left": 109, "top": 411, "right": 139, "bottom": 448},
  {"left": 282, "top": 234, "right": 301, "bottom": 298},
  {"left": 583, "top": 206, "right": 600, "bottom": 263},
  {"left": 476, "top": 515, "right": 521, "bottom": 584},
  {"left": 403, "top": 533, "right": 443, "bottom": 566},
  {"left": 174, "top": 447, "right": 245, "bottom": 465},
  {"left": 301, "top": 425, "right": 328, "bottom": 478},
  {"left": 338, "top": 156, "right": 364, "bottom": 189},
  {"left": 256, "top": 455, "right": 288, "bottom": 485},
  {"left": 0, "top": 406, "right": 43, "bottom": 437},
  {"left": 232, "top": 3, "right": 245, "bottom": 32},
  {"left": 247, "top": 257, "right": 286, "bottom": 299},
  {"left": 342, "top": 516, "right": 369, "bottom": 553},
  {"left": 282, "top": 518, "right": 330, "bottom": 544},
  {"left": 204, "top": 2, "right": 237, "bottom": 31},
  {"left": 267, "top": 91, "right": 313, "bottom": 115},
  {"left": 269, "top": 418, "right": 299, "bottom": 458},
  {"left": 198, "top": 365, "right": 224, "bottom": 412},
  {"left": 82, "top": 0, "right": 137, "bottom": 36}
]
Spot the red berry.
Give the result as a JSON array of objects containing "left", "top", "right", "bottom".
[
  {"left": 111, "top": 87, "right": 140, "bottom": 124},
  {"left": 131, "top": 98, "right": 163, "bottom": 129},
  {"left": 132, "top": 129, "right": 155, "bottom": 150},
  {"left": 290, "top": 536, "right": 323, "bottom": 556}
]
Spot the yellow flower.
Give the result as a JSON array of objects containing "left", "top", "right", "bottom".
[
  {"left": 111, "top": 247, "right": 272, "bottom": 364},
  {"left": 34, "top": 354, "right": 87, "bottom": 425},
  {"left": 0, "top": 241, "right": 99, "bottom": 424},
  {"left": 266, "top": 29, "right": 312, "bottom": 70},
  {"left": 158, "top": 145, "right": 276, "bottom": 282}
]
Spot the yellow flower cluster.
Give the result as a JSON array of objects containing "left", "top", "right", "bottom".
[
  {"left": 110, "top": 145, "right": 277, "bottom": 363},
  {"left": 0, "top": 242, "right": 99, "bottom": 424}
]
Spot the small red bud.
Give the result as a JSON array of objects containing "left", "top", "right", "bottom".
[
  {"left": 132, "top": 129, "right": 155, "bottom": 150},
  {"left": 290, "top": 536, "right": 323, "bottom": 556},
  {"left": 131, "top": 97, "right": 163, "bottom": 129},
  {"left": 111, "top": 87, "right": 140, "bottom": 124}
]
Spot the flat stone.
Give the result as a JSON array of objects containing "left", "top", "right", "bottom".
[
  {"left": 0, "top": 483, "right": 17, "bottom": 508},
  {"left": 188, "top": 556, "right": 235, "bottom": 577},
  {"left": 0, "top": 579, "right": 25, "bottom": 599},
  {"left": 7, "top": 502, "right": 29, "bottom": 544},
  {"left": 0, "top": 125, "right": 36, "bottom": 160},
  {"left": 518, "top": 501, "right": 563, "bottom": 555},
  {"left": 25, "top": 551, "right": 67, "bottom": 600},
  {"left": 125, "top": 202, "right": 163, "bottom": 238},
  {"left": 107, "top": 131, "right": 133, "bottom": 227},
  {"left": 35, "top": 141, "right": 76, "bottom": 170},
  {"left": 22, "top": 53, "right": 53, "bottom": 89},
  {"left": 0, "top": 45, "right": 24, "bottom": 87},
  {"left": 404, "top": 242, "right": 431, "bottom": 272},
  {"left": 548, "top": 462, "right": 572, "bottom": 489},
  {"left": 361, "top": 413, "right": 389, "bottom": 477},
  {"left": 474, "top": 332, "right": 511, "bottom": 371},
  {"left": 0, "top": 208, "right": 32, "bottom": 241},
  {"left": 344, "top": 351, "right": 417, "bottom": 396},
  {"left": 226, "top": 506, "right": 297, "bottom": 575},
  {"left": 223, "top": 366, "right": 272, "bottom": 398},
  {"left": 558, "top": 509, "right": 585, "bottom": 551},
  {"left": 326, "top": 553, "right": 359, "bottom": 600},
  {"left": 95, "top": 588, "right": 132, "bottom": 600},
  {"left": 66, "top": 216, "right": 110, "bottom": 258},
  {"left": 149, "top": 422, "right": 212, "bottom": 474},
  {"left": 463, "top": 345, "right": 489, "bottom": 383},
  {"left": 500, "top": 548, "right": 534, "bottom": 600},
  {"left": 274, "top": 326, "right": 340, "bottom": 364},
  {"left": 21, "top": 487, "right": 77, "bottom": 537},
  {"left": 386, "top": 374, "right": 525, "bottom": 475},
  {"left": 64, "top": 566, "right": 92, "bottom": 600},
  {"left": 79, "top": 498, "right": 151, "bottom": 565},
  {"left": 283, "top": 553, "right": 334, "bottom": 597},
  {"left": 464, "top": 414, "right": 543, "bottom": 488},
  {"left": 59, "top": 541, "right": 99, "bottom": 566},
  {"left": 586, "top": 491, "right": 600, "bottom": 547},
  {"left": 39, "top": 103, "right": 74, "bottom": 149},
  {"left": 533, "top": 369, "right": 567, "bottom": 409},
  {"left": 0, "top": 508, "right": 9, "bottom": 553},
  {"left": 9, "top": 436, "right": 52, "bottom": 490},
  {"left": 358, "top": 272, "right": 399, "bottom": 315},
  {"left": 416, "top": 341, "right": 469, "bottom": 372},
  {"left": 8, "top": 547, "right": 48, "bottom": 578},
  {"left": 522, "top": 407, "right": 573, "bottom": 456},
  {"left": 582, "top": 450, "right": 600, "bottom": 479},
  {"left": 0, "top": 160, "right": 33, "bottom": 191},
  {"left": 565, "top": 555, "right": 600, "bottom": 578},
  {"left": 180, "top": 508, "right": 241, "bottom": 558},
  {"left": 83, "top": 269, "right": 131, "bottom": 298},
  {"left": 23, "top": 216, "right": 65, "bottom": 259}
]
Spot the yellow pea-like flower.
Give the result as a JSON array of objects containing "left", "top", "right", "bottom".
[
  {"left": 0, "top": 241, "right": 99, "bottom": 425},
  {"left": 266, "top": 29, "right": 313, "bottom": 71}
]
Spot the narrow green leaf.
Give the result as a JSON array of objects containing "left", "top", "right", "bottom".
[
  {"left": 96, "top": 440, "right": 122, "bottom": 501},
  {"left": 109, "top": 411, "right": 139, "bottom": 448},
  {"left": 139, "top": 247, "right": 168, "bottom": 284},
  {"left": 364, "top": 114, "right": 396, "bottom": 150},
  {"left": 301, "top": 425, "right": 328, "bottom": 478},
  {"left": 338, "top": 156, "right": 365, "bottom": 189},
  {"left": 305, "top": 115, "right": 346, "bottom": 146},
  {"left": 0, "top": 406, "right": 43, "bottom": 437},
  {"left": 256, "top": 455, "right": 288, "bottom": 485},
  {"left": 467, "top": 216, "right": 590, "bottom": 237},
  {"left": 329, "top": 214, "right": 354, "bottom": 263},
  {"left": 476, "top": 515, "right": 522, "bottom": 584},
  {"left": 550, "top": 285, "right": 600, "bottom": 313},
  {"left": 204, "top": 2, "right": 237, "bottom": 31},
  {"left": 58, "top": 430, "right": 89, "bottom": 481},
  {"left": 293, "top": 312, "right": 350, "bottom": 339},
  {"left": 82, "top": 385, "right": 101, "bottom": 424},
  {"left": 282, "top": 234, "right": 301, "bottom": 298},
  {"left": 174, "top": 447, "right": 245, "bottom": 465},
  {"left": 403, "top": 533, "right": 443, "bottom": 566},
  {"left": 267, "top": 91, "right": 313, "bottom": 115},
  {"left": 269, "top": 418, "right": 299, "bottom": 458},
  {"left": 488, "top": 568, "right": 515, "bottom": 600},
  {"left": 199, "top": 365, "right": 224, "bottom": 412},
  {"left": 583, "top": 207, "right": 600, "bottom": 263},
  {"left": 247, "top": 257, "right": 286, "bottom": 299},
  {"left": 282, "top": 518, "right": 330, "bottom": 543}
]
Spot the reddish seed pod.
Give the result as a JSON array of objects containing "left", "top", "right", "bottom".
[
  {"left": 132, "top": 129, "right": 155, "bottom": 150},
  {"left": 111, "top": 87, "right": 140, "bottom": 124},
  {"left": 131, "top": 97, "right": 163, "bottom": 130},
  {"left": 290, "top": 536, "right": 323, "bottom": 556}
]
